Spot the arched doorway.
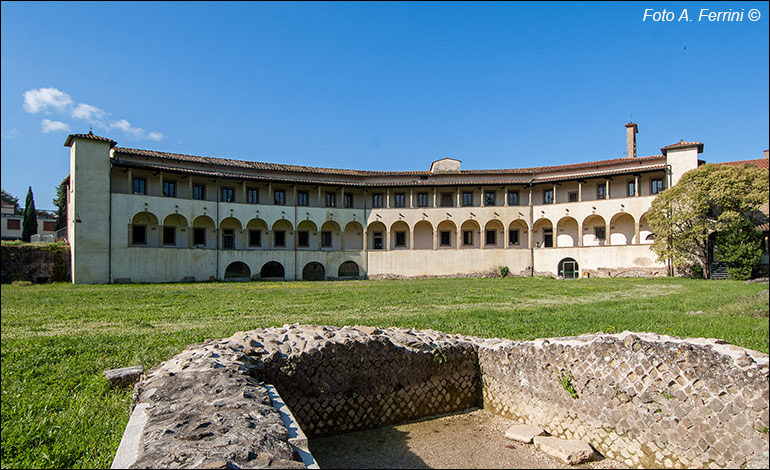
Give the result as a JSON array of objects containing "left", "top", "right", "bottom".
[
  {"left": 260, "top": 261, "right": 285, "bottom": 280},
  {"left": 338, "top": 261, "right": 359, "bottom": 278},
  {"left": 558, "top": 258, "right": 579, "bottom": 279},
  {"left": 303, "top": 262, "right": 325, "bottom": 281},
  {"left": 224, "top": 261, "right": 251, "bottom": 280}
]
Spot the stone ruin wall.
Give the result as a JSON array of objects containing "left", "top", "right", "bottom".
[
  {"left": 126, "top": 325, "right": 768, "bottom": 469},
  {"left": 479, "top": 332, "right": 769, "bottom": 468}
]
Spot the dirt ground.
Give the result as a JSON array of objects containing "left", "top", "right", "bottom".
[{"left": 308, "top": 408, "right": 629, "bottom": 469}]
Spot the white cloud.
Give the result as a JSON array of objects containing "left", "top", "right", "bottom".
[
  {"left": 41, "top": 119, "right": 71, "bottom": 133},
  {"left": 71, "top": 103, "right": 107, "bottom": 121},
  {"left": 109, "top": 119, "right": 164, "bottom": 141},
  {"left": 23, "top": 88, "right": 73, "bottom": 114},
  {"left": 147, "top": 131, "right": 165, "bottom": 141},
  {"left": 1, "top": 128, "right": 21, "bottom": 140}
]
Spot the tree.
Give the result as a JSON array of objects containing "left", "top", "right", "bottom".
[
  {"left": 53, "top": 182, "right": 67, "bottom": 231},
  {"left": 715, "top": 218, "right": 763, "bottom": 280},
  {"left": 22, "top": 186, "right": 38, "bottom": 242},
  {"left": 646, "top": 164, "right": 769, "bottom": 278}
]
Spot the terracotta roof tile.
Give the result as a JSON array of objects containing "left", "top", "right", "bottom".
[
  {"left": 660, "top": 140, "right": 704, "bottom": 155},
  {"left": 64, "top": 131, "right": 117, "bottom": 148},
  {"left": 717, "top": 158, "right": 769, "bottom": 170}
]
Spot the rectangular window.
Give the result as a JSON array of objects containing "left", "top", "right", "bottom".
[
  {"left": 486, "top": 229, "right": 496, "bottom": 245},
  {"left": 485, "top": 191, "right": 496, "bottom": 206},
  {"left": 440, "top": 231, "right": 451, "bottom": 246},
  {"left": 568, "top": 192, "right": 578, "bottom": 202},
  {"left": 595, "top": 227, "right": 606, "bottom": 240},
  {"left": 373, "top": 232, "right": 383, "bottom": 249},
  {"left": 163, "top": 181, "right": 176, "bottom": 197},
  {"left": 509, "top": 229, "right": 520, "bottom": 245},
  {"left": 344, "top": 193, "right": 353, "bottom": 208},
  {"left": 651, "top": 178, "right": 664, "bottom": 194},
  {"left": 394, "top": 193, "right": 405, "bottom": 208},
  {"left": 543, "top": 228, "right": 553, "bottom": 248},
  {"left": 223, "top": 229, "right": 234, "bottom": 249},
  {"left": 440, "top": 193, "right": 453, "bottom": 207},
  {"left": 163, "top": 226, "right": 175, "bottom": 245},
  {"left": 132, "top": 225, "right": 146, "bottom": 245},
  {"left": 543, "top": 189, "right": 554, "bottom": 204},
  {"left": 298, "top": 230, "right": 309, "bottom": 247},
  {"left": 417, "top": 192, "right": 429, "bottom": 207},
  {"left": 321, "top": 231, "right": 332, "bottom": 248},
  {"left": 193, "top": 184, "right": 205, "bottom": 200},
  {"left": 297, "top": 191, "right": 309, "bottom": 206},
  {"left": 249, "top": 229, "right": 261, "bottom": 247},
  {"left": 247, "top": 188, "right": 259, "bottom": 204},
  {"left": 274, "top": 190, "right": 286, "bottom": 205},
  {"left": 133, "top": 178, "right": 146, "bottom": 195},
  {"left": 597, "top": 184, "right": 606, "bottom": 200},
  {"left": 463, "top": 230, "right": 473, "bottom": 246},
  {"left": 372, "top": 193, "right": 383, "bottom": 208},
  {"left": 274, "top": 230, "right": 286, "bottom": 247},
  {"left": 395, "top": 231, "right": 406, "bottom": 247},
  {"left": 325, "top": 192, "right": 336, "bottom": 208},
  {"left": 221, "top": 187, "right": 234, "bottom": 203},
  {"left": 193, "top": 227, "right": 206, "bottom": 246},
  {"left": 627, "top": 181, "right": 636, "bottom": 197},
  {"left": 507, "top": 191, "right": 519, "bottom": 206},
  {"left": 462, "top": 192, "right": 473, "bottom": 206},
  {"left": 7, "top": 219, "right": 20, "bottom": 230},
  {"left": 43, "top": 221, "right": 56, "bottom": 231}
]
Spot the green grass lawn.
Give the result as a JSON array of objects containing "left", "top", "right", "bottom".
[{"left": 1, "top": 277, "right": 768, "bottom": 468}]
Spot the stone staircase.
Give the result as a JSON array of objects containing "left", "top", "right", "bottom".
[{"left": 710, "top": 262, "right": 729, "bottom": 280}]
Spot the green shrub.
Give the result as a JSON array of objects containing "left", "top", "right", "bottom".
[{"left": 499, "top": 266, "right": 510, "bottom": 278}]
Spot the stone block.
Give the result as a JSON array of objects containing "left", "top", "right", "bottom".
[
  {"left": 103, "top": 365, "right": 143, "bottom": 388},
  {"left": 533, "top": 436, "right": 595, "bottom": 465},
  {"left": 504, "top": 424, "right": 545, "bottom": 443}
]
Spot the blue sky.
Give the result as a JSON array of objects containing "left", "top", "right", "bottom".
[{"left": 2, "top": 1, "right": 768, "bottom": 209}]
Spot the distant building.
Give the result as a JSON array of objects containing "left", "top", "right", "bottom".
[
  {"left": 62, "top": 124, "right": 707, "bottom": 284},
  {"left": 1, "top": 198, "right": 59, "bottom": 241}
]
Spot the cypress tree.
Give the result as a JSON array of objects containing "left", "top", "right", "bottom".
[
  {"left": 53, "top": 182, "right": 67, "bottom": 231},
  {"left": 22, "top": 186, "right": 38, "bottom": 242}
]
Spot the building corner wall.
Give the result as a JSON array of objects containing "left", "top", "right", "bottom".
[{"left": 666, "top": 147, "right": 700, "bottom": 186}]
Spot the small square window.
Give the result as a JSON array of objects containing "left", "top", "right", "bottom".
[
  {"left": 595, "top": 227, "right": 606, "bottom": 240},
  {"left": 568, "top": 192, "right": 578, "bottom": 202},
  {"left": 373, "top": 232, "right": 383, "bottom": 249},
  {"left": 463, "top": 230, "right": 473, "bottom": 246},
  {"left": 249, "top": 229, "right": 261, "bottom": 247},
  {"left": 344, "top": 193, "right": 354, "bottom": 208},
  {"left": 163, "top": 181, "right": 176, "bottom": 197},
  {"left": 163, "top": 226, "right": 175, "bottom": 245},
  {"left": 274, "top": 230, "right": 286, "bottom": 247},
  {"left": 507, "top": 191, "right": 519, "bottom": 206},
  {"left": 651, "top": 178, "right": 664, "bottom": 194},
  {"left": 221, "top": 187, "right": 234, "bottom": 203},
  {"left": 395, "top": 231, "right": 406, "bottom": 247},
  {"left": 193, "top": 227, "right": 206, "bottom": 246},
  {"left": 627, "top": 181, "right": 636, "bottom": 197},
  {"left": 440, "top": 231, "right": 451, "bottom": 246},
  {"left": 509, "top": 229, "right": 520, "bottom": 245},
  {"left": 274, "top": 190, "right": 286, "bottom": 205},
  {"left": 247, "top": 188, "right": 259, "bottom": 204},
  {"left": 440, "top": 193, "right": 453, "bottom": 207},
  {"left": 321, "top": 231, "right": 332, "bottom": 247},
  {"left": 132, "top": 225, "right": 146, "bottom": 245},
  {"left": 133, "top": 178, "right": 146, "bottom": 195},
  {"left": 222, "top": 228, "right": 235, "bottom": 249},
  {"left": 298, "top": 231, "right": 309, "bottom": 247},
  {"left": 462, "top": 192, "right": 473, "bottom": 206},
  {"left": 417, "top": 193, "right": 429, "bottom": 207},
  {"left": 394, "top": 193, "right": 405, "bottom": 208},
  {"left": 297, "top": 191, "right": 309, "bottom": 206},
  {"left": 486, "top": 229, "right": 496, "bottom": 245},
  {"left": 372, "top": 194, "right": 383, "bottom": 208},
  {"left": 325, "top": 192, "right": 336, "bottom": 208},
  {"left": 193, "top": 184, "right": 205, "bottom": 200},
  {"left": 7, "top": 219, "right": 20, "bottom": 230},
  {"left": 597, "top": 184, "right": 606, "bottom": 200},
  {"left": 543, "top": 189, "right": 554, "bottom": 204},
  {"left": 484, "top": 192, "right": 496, "bottom": 206}
]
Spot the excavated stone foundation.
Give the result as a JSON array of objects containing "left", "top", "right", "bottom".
[{"left": 119, "top": 325, "right": 769, "bottom": 469}]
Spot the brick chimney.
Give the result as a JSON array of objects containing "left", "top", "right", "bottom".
[
  {"left": 625, "top": 122, "right": 638, "bottom": 158},
  {"left": 764, "top": 149, "right": 768, "bottom": 159}
]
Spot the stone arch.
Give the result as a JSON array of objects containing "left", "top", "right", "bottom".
[
  {"left": 436, "top": 220, "right": 457, "bottom": 249},
  {"left": 556, "top": 216, "right": 579, "bottom": 248},
  {"left": 161, "top": 214, "right": 187, "bottom": 248},
  {"left": 271, "top": 219, "right": 293, "bottom": 249},
  {"left": 220, "top": 217, "right": 243, "bottom": 250},
  {"left": 302, "top": 261, "right": 325, "bottom": 281},
  {"left": 508, "top": 219, "right": 529, "bottom": 249},
  {"left": 582, "top": 214, "right": 607, "bottom": 246},
  {"left": 483, "top": 219, "right": 504, "bottom": 248},
  {"left": 296, "top": 220, "right": 319, "bottom": 250},
  {"left": 460, "top": 219, "right": 480, "bottom": 249},
  {"left": 131, "top": 211, "right": 160, "bottom": 247},
  {"left": 367, "top": 221, "right": 387, "bottom": 250},
  {"left": 343, "top": 221, "right": 364, "bottom": 251},
  {"left": 260, "top": 261, "right": 285, "bottom": 280},
  {"left": 558, "top": 257, "right": 580, "bottom": 279},
  {"left": 639, "top": 212, "right": 654, "bottom": 244},
  {"left": 533, "top": 217, "right": 554, "bottom": 248},
  {"left": 320, "top": 220, "right": 341, "bottom": 251},
  {"left": 413, "top": 220, "right": 433, "bottom": 250},
  {"left": 192, "top": 215, "right": 216, "bottom": 249},
  {"left": 224, "top": 261, "right": 251, "bottom": 280},
  {"left": 338, "top": 260, "right": 359, "bottom": 278},
  {"left": 246, "top": 218, "right": 268, "bottom": 249},
  {"left": 390, "top": 221, "right": 410, "bottom": 249},
  {"left": 610, "top": 213, "right": 635, "bottom": 246}
]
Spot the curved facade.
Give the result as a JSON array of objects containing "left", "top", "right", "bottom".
[{"left": 63, "top": 125, "right": 704, "bottom": 283}]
